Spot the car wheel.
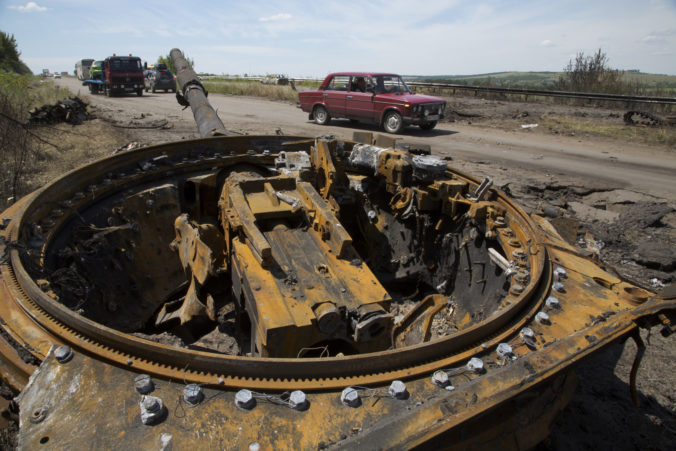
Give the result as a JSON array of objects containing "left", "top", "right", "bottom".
[
  {"left": 419, "top": 121, "right": 437, "bottom": 130},
  {"left": 313, "top": 105, "right": 331, "bottom": 125},
  {"left": 137, "top": 89, "right": 143, "bottom": 97},
  {"left": 349, "top": 119, "right": 359, "bottom": 125},
  {"left": 383, "top": 111, "right": 403, "bottom": 134}
]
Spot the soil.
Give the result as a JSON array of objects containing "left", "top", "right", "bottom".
[{"left": 24, "top": 78, "right": 674, "bottom": 449}]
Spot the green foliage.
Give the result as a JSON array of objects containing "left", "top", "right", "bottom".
[
  {"left": 557, "top": 49, "right": 624, "bottom": 93},
  {"left": 0, "top": 30, "right": 31, "bottom": 75},
  {"left": 157, "top": 53, "right": 194, "bottom": 75}
]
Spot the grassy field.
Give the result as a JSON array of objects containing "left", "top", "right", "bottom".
[
  {"left": 203, "top": 80, "right": 298, "bottom": 102},
  {"left": 414, "top": 71, "right": 676, "bottom": 93}
]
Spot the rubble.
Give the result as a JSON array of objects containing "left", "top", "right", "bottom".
[{"left": 28, "top": 97, "right": 90, "bottom": 126}]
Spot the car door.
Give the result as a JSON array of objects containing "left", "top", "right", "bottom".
[
  {"left": 346, "top": 76, "right": 377, "bottom": 121},
  {"left": 321, "top": 75, "right": 349, "bottom": 117}
]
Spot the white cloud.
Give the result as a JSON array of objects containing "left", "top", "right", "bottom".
[
  {"left": 540, "top": 39, "right": 555, "bottom": 47},
  {"left": 259, "top": 13, "right": 292, "bottom": 22},
  {"left": 8, "top": 2, "right": 47, "bottom": 12}
]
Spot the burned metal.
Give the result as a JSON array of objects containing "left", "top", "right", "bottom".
[
  {"left": 27, "top": 97, "right": 90, "bottom": 126},
  {"left": 0, "top": 48, "right": 673, "bottom": 449}
]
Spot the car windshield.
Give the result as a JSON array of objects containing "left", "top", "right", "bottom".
[
  {"left": 373, "top": 75, "right": 411, "bottom": 95},
  {"left": 109, "top": 58, "right": 141, "bottom": 72}
]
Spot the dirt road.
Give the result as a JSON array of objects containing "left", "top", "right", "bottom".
[
  {"left": 57, "top": 77, "right": 675, "bottom": 450},
  {"left": 62, "top": 77, "right": 675, "bottom": 201}
]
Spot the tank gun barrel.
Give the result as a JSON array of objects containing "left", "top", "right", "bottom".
[{"left": 170, "top": 48, "right": 232, "bottom": 137}]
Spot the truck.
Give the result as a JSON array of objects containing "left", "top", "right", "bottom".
[
  {"left": 82, "top": 54, "right": 144, "bottom": 96},
  {"left": 75, "top": 59, "right": 94, "bottom": 80}
]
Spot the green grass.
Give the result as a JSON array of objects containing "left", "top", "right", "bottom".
[
  {"left": 203, "top": 80, "right": 299, "bottom": 103},
  {"left": 539, "top": 114, "right": 676, "bottom": 147}
]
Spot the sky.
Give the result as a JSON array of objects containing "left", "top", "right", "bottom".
[{"left": 1, "top": 0, "right": 675, "bottom": 77}]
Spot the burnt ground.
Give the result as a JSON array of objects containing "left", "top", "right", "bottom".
[{"left": 18, "top": 81, "right": 676, "bottom": 449}]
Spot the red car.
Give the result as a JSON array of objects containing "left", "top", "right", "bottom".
[{"left": 298, "top": 72, "right": 446, "bottom": 133}]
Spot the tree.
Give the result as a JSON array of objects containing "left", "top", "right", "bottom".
[
  {"left": 557, "top": 48, "right": 623, "bottom": 93},
  {"left": 0, "top": 31, "right": 31, "bottom": 75},
  {"left": 157, "top": 52, "right": 194, "bottom": 75}
]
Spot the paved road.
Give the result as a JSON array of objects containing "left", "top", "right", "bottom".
[{"left": 62, "top": 77, "right": 676, "bottom": 201}]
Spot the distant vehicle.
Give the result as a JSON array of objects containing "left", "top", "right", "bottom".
[
  {"left": 53, "top": 73, "right": 61, "bottom": 79},
  {"left": 298, "top": 72, "right": 446, "bottom": 133},
  {"left": 75, "top": 59, "right": 95, "bottom": 80},
  {"left": 144, "top": 66, "right": 177, "bottom": 93},
  {"left": 41, "top": 69, "right": 49, "bottom": 77},
  {"left": 262, "top": 74, "right": 289, "bottom": 85},
  {"left": 89, "top": 61, "right": 103, "bottom": 80},
  {"left": 82, "top": 54, "right": 144, "bottom": 96}
]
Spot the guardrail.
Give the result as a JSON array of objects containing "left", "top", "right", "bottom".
[
  {"left": 199, "top": 76, "right": 676, "bottom": 107},
  {"left": 405, "top": 81, "right": 676, "bottom": 106}
]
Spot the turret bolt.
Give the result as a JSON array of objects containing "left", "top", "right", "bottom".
[
  {"left": 289, "top": 390, "right": 308, "bottom": 410},
  {"left": 467, "top": 357, "right": 485, "bottom": 374},
  {"left": 536, "top": 311, "right": 551, "bottom": 325},
  {"left": 140, "top": 395, "right": 166, "bottom": 425},
  {"left": 388, "top": 380, "right": 408, "bottom": 399},
  {"left": 235, "top": 389, "right": 255, "bottom": 410},
  {"left": 54, "top": 345, "right": 74, "bottom": 363},
  {"left": 183, "top": 384, "right": 203, "bottom": 405},
  {"left": 340, "top": 387, "right": 361, "bottom": 407},
  {"left": 134, "top": 374, "right": 154, "bottom": 394}
]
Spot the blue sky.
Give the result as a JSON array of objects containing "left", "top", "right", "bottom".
[{"left": 2, "top": 0, "right": 675, "bottom": 76}]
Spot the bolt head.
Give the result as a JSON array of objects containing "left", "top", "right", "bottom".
[
  {"left": 388, "top": 380, "right": 407, "bottom": 399},
  {"left": 546, "top": 296, "right": 560, "bottom": 309},
  {"left": 552, "top": 281, "right": 565, "bottom": 292},
  {"left": 553, "top": 267, "right": 567, "bottom": 280},
  {"left": 134, "top": 374, "right": 154, "bottom": 394},
  {"left": 340, "top": 387, "right": 360, "bottom": 407},
  {"left": 235, "top": 389, "right": 255, "bottom": 409},
  {"left": 432, "top": 370, "right": 449, "bottom": 387},
  {"left": 183, "top": 384, "right": 203, "bottom": 405},
  {"left": 467, "top": 357, "right": 485, "bottom": 373},
  {"left": 536, "top": 311, "right": 551, "bottom": 324},
  {"left": 54, "top": 345, "right": 73, "bottom": 363},
  {"left": 497, "top": 343, "right": 513, "bottom": 359},
  {"left": 289, "top": 390, "right": 307, "bottom": 409},
  {"left": 520, "top": 327, "right": 535, "bottom": 339},
  {"left": 140, "top": 395, "right": 165, "bottom": 425}
]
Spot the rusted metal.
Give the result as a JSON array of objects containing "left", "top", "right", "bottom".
[{"left": 0, "top": 48, "right": 674, "bottom": 449}]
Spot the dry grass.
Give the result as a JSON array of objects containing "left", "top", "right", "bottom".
[
  {"left": 539, "top": 114, "right": 676, "bottom": 148},
  {"left": 203, "top": 81, "right": 299, "bottom": 103}
]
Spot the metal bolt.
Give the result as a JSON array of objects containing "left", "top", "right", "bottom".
[
  {"left": 520, "top": 327, "right": 536, "bottom": 348},
  {"left": 54, "top": 345, "right": 74, "bottom": 363},
  {"left": 467, "top": 357, "right": 485, "bottom": 374},
  {"left": 388, "top": 380, "right": 408, "bottom": 399},
  {"left": 263, "top": 149, "right": 271, "bottom": 156},
  {"left": 367, "top": 210, "right": 377, "bottom": 221},
  {"left": 249, "top": 443, "right": 261, "bottom": 451},
  {"left": 289, "top": 390, "right": 307, "bottom": 410},
  {"left": 546, "top": 296, "right": 560, "bottom": 309},
  {"left": 183, "top": 384, "right": 203, "bottom": 405},
  {"left": 552, "top": 282, "right": 565, "bottom": 292},
  {"left": 134, "top": 374, "right": 154, "bottom": 394},
  {"left": 510, "top": 283, "right": 524, "bottom": 295},
  {"left": 140, "top": 395, "right": 166, "bottom": 425},
  {"left": 340, "top": 387, "right": 361, "bottom": 407},
  {"left": 553, "top": 267, "right": 567, "bottom": 280},
  {"left": 432, "top": 370, "right": 449, "bottom": 387},
  {"left": 536, "top": 311, "right": 551, "bottom": 325},
  {"left": 235, "top": 389, "right": 255, "bottom": 409},
  {"left": 497, "top": 343, "right": 513, "bottom": 359}
]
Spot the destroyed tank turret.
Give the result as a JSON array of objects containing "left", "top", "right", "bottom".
[{"left": 0, "top": 49, "right": 674, "bottom": 449}]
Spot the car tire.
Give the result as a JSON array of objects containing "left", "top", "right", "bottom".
[
  {"left": 383, "top": 111, "right": 403, "bottom": 134},
  {"left": 137, "top": 89, "right": 143, "bottom": 97},
  {"left": 419, "top": 121, "right": 437, "bottom": 130},
  {"left": 313, "top": 105, "right": 331, "bottom": 125},
  {"left": 349, "top": 119, "right": 359, "bottom": 125}
]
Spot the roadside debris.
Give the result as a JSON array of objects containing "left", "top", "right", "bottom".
[
  {"left": 28, "top": 97, "right": 90, "bottom": 126},
  {"left": 623, "top": 111, "right": 676, "bottom": 127},
  {"left": 113, "top": 142, "right": 143, "bottom": 154},
  {"left": 521, "top": 123, "right": 539, "bottom": 129}
]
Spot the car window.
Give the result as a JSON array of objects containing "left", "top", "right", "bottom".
[
  {"left": 325, "top": 75, "right": 349, "bottom": 91},
  {"left": 374, "top": 75, "right": 411, "bottom": 94}
]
